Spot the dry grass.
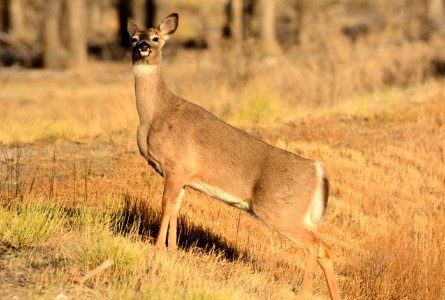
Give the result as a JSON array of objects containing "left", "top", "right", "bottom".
[
  {"left": 0, "top": 63, "right": 137, "bottom": 144},
  {"left": 1, "top": 28, "right": 445, "bottom": 299}
]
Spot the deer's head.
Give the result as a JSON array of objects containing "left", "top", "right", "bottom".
[{"left": 127, "top": 13, "right": 178, "bottom": 65}]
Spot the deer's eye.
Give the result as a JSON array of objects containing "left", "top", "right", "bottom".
[
  {"left": 152, "top": 37, "right": 159, "bottom": 42},
  {"left": 131, "top": 37, "right": 139, "bottom": 44}
]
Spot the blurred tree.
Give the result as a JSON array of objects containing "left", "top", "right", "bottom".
[
  {"left": 88, "top": 0, "right": 106, "bottom": 38},
  {"left": 428, "top": 0, "right": 445, "bottom": 29},
  {"left": 43, "top": 0, "right": 65, "bottom": 69},
  {"left": 259, "top": 0, "right": 280, "bottom": 54},
  {"left": 43, "top": 0, "right": 87, "bottom": 69},
  {"left": 8, "top": 0, "right": 24, "bottom": 36},
  {"left": 118, "top": 0, "right": 157, "bottom": 48},
  {"left": 132, "top": 0, "right": 146, "bottom": 28},
  {"left": 0, "top": 0, "right": 36, "bottom": 66},
  {"left": 0, "top": 0, "right": 9, "bottom": 32},
  {"left": 405, "top": 0, "right": 445, "bottom": 39},
  {"left": 226, "top": 0, "right": 287, "bottom": 53},
  {"left": 146, "top": 0, "right": 156, "bottom": 28},
  {"left": 293, "top": 0, "right": 306, "bottom": 45},
  {"left": 67, "top": 0, "right": 87, "bottom": 66},
  {"left": 231, "top": 0, "right": 243, "bottom": 50},
  {"left": 0, "top": 0, "right": 24, "bottom": 34},
  {"left": 86, "top": 0, "right": 113, "bottom": 60}
]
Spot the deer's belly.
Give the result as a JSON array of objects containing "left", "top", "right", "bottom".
[{"left": 187, "top": 181, "right": 250, "bottom": 211}]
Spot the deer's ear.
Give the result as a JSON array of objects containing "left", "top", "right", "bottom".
[
  {"left": 158, "top": 13, "right": 178, "bottom": 40},
  {"left": 127, "top": 18, "right": 139, "bottom": 36}
]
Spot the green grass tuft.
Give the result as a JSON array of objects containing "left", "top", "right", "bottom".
[
  {"left": 0, "top": 200, "right": 65, "bottom": 249},
  {"left": 68, "top": 228, "right": 143, "bottom": 273},
  {"left": 66, "top": 202, "right": 145, "bottom": 273}
]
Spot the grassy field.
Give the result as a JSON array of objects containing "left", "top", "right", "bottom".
[{"left": 1, "top": 33, "right": 445, "bottom": 299}]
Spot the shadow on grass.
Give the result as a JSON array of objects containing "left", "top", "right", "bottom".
[{"left": 113, "top": 194, "right": 250, "bottom": 262}]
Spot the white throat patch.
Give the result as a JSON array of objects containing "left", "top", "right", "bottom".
[{"left": 133, "top": 64, "right": 158, "bottom": 76}]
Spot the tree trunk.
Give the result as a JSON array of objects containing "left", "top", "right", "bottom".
[
  {"left": 0, "top": 0, "right": 9, "bottom": 32},
  {"left": 293, "top": 0, "right": 306, "bottom": 45},
  {"left": 132, "top": 0, "right": 146, "bottom": 27},
  {"left": 88, "top": 0, "right": 104, "bottom": 38},
  {"left": 428, "top": 0, "right": 445, "bottom": 28},
  {"left": 43, "top": 0, "right": 65, "bottom": 69},
  {"left": 231, "top": 0, "right": 243, "bottom": 44},
  {"left": 9, "top": 0, "right": 24, "bottom": 36},
  {"left": 118, "top": 0, "right": 155, "bottom": 47},
  {"left": 118, "top": 0, "right": 133, "bottom": 47},
  {"left": 146, "top": 0, "right": 156, "bottom": 28},
  {"left": 259, "top": 0, "right": 280, "bottom": 55},
  {"left": 66, "top": 0, "right": 87, "bottom": 66}
]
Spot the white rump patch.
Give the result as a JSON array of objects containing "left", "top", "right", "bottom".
[
  {"left": 188, "top": 182, "right": 250, "bottom": 211},
  {"left": 133, "top": 64, "right": 157, "bottom": 76},
  {"left": 304, "top": 162, "right": 327, "bottom": 231}
]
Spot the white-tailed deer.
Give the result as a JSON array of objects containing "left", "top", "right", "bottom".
[{"left": 127, "top": 13, "right": 341, "bottom": 299}]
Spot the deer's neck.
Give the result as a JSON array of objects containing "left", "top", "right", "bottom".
[{"left": 133, "top": 64, "right": 169, "bottom": 125}]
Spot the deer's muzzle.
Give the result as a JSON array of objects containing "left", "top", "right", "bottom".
[{"left": 138, "top": 41, "right": 151, "bottom": 52}]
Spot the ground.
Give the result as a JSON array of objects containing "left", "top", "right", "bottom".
[{"left": 0, "top": 54, "right": 444, "bottom": 299}]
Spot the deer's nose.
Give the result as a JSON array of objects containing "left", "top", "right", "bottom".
[{"left": 138, "top": 41, "right": 150, "bottom": 51}]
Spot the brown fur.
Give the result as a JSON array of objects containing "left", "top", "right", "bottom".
[{"left": 128, "top": 13, "right": 341, "bottom": 299}]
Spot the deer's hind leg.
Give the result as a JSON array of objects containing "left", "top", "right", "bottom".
[
  {"left": 253, "top": 209, "right": 314, "bottom": 292},
  {"left": 317, "top": 241, "right": 341, "bottom": 300},
  {"left": 295, "top": 231, "right": 341, "bottom": 299},
  {"left": 253, "top": 207, "right": 340, "bottom": 299}
]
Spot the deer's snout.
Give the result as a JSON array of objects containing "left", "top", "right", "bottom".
[{"left": 138, "top": 41, "right": 151, "bottom": 52}]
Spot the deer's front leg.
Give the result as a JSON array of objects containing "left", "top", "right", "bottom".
[
  {"left": 137, "top": 124, "right": 150, "bottom": 159},
  {"left": 156, "top": 173, "right": 186, "bottom": 248},
  {"left": 167, "top": 188, "right": 184, "bottom": 248}
]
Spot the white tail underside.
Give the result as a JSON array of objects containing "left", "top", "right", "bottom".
[{"left": 304, "top": 162, "right": 327, "bottom": 231}]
